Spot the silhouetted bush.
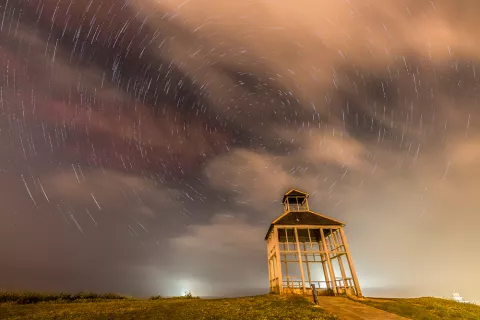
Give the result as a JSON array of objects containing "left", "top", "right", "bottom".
[
  {"left": 147, "top": 291, "right": 200, "bottom": 300},
  {"left": 0, "top": 291, "right": 200, "bottom": 304},
  {"left": 0, "top": 292, "right": 129, "bottom": 304},
  {"left": 183, "top": 291, "right": 200, "bottom": 299}
]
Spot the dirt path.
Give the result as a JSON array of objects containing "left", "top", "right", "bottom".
[{"left": 316, "top": 297, "right": 409, "bottom": 320}]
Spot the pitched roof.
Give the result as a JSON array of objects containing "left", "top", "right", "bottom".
[
  {"left": 282, "top": 188, "right": 309, "bottom": 204},
  {"left": 264, "top": 210, "right": 344, "bottom": 240}
]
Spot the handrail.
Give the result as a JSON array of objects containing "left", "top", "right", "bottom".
[
  {"left": 284, "top": 203, "right": 309, "bottom": 212},
  {"left": 282, "top": 280, "right": 332, "bottom": 290}
]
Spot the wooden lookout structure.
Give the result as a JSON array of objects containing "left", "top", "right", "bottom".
[{"left": 265, "top": 189, "right": 362, "bottom": 297}]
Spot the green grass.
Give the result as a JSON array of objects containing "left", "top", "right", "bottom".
[
  {"left": 358, "top": 297, "right": 480, "bottom": 320},
  {"left": 0, "top": 293, "right": 337, "bottom": 320}
]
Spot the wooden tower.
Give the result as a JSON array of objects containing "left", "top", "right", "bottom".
[{"left": 265, "top": 189, "right": 362, "bottom": 297}]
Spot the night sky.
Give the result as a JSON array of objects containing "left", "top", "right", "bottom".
[{"left": 1, "top": 0, "right": 479, "bottom": 300}]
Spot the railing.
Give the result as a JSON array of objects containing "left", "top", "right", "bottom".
[
  {"left": 282, "top": 278, "right": 356, "bottom": 295},
  {"left": 334, "top": 278, "right": 355, "bottom": 289},
  {"left": 309, "top": 281, "right": 332, "bottom": 290},
  {"left": 284, "top": 203, "right": 309, "bottom": 212},
  {"left": 282, "top": 278, "right": 303, "bottom": 289},
  {"left": 282, "top": 279, "right": 332, "bottom": 290}
]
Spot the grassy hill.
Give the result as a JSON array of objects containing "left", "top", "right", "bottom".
[
  {"left": 357, "top": 297, "right": 480, "bottom": 320},
  {"left": 0, "top": 293, "right": 336, "bottom": 320},
  {"left": 1, "top": 292, "right": 480, "bottom": 319}
]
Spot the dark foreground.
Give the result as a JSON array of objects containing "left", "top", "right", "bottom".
[
  {"left": 0, "top": 294, "right": 336, "bottom": 320},
  {"left": 1, "top": 293, "right": 480, "bottom": 320}
]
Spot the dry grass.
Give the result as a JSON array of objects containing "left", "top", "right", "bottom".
[
  {"left": 0, "top": 293, "right": 337, "bottom": 320},
  {"left": 0, "top": 292, "right": 129, "bottom": 304},
  {"left": 4, "top": 291, "right": 478, "bottom": 319},
  {"left": 358, "top": 297, "right": 480, "bottom": 320}
]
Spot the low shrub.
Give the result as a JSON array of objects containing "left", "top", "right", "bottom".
[
  {"left": 0, "top": 292, "right": 129, "bottom": 304},
  {"left": 148, "top": 291, "right": 200, "bottom": 300}
]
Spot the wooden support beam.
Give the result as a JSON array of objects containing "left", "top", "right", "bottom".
[
  {"left": 339, "top": 227, "right": 362, "bottom": 297},
  {"left": 294, "top": 227, "right": 306, "bottom": 294},
  {"left": 283, "top": 228, "right": 290, "bottom": 289},
  {"left": 307, "top": 228, "right": 313, "bottom": 248},
  {"left": 320, "top": 227, "right": 337, "bottom": 295},
  {"left": 269, "top": 259, "right": 274, "bottom": 291},
  {"left": 266, "top": 237, "right": 272, "bottom": 292},
  {"left": 321, "top": 258, "right": 331, "bottom": 290},
  {"left": 330, "top": 229, "right": 348, "bottom": 291},
  {"left": 273, "top": 226, "right": 283, "bottom": 293},
  {"left": 315, "top": 228, "right": 331, "bottom": 290},
  {"left": 326, "top": 234, "right": 340, "bottom": 289}
]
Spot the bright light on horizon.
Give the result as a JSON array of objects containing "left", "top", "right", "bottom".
[{"left": 172, "top": 278, "right": 204, "bottom": 297}]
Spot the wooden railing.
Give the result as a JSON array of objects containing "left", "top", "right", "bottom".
[
  {"left": 284, "top": 203, "right": 309, "bottom": 212},
  {"left": 333, "top": 278, "right": 355, "bottom": 288},
  {"left": 282, "top": 279, "right": 332, "bottom": 290},
  {"left": 282, "top": 278, "right": 355, "bottom": 293}
]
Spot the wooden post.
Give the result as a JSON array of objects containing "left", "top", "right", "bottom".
[
  {"left": 266, "top": 237, "right": 272, "bottom": 292},
  {"left": 326, "top": 234, "right": 339, "bottom": 289},
  {"left": 330, "top": 230, "right": 348, "bottom": 291},
  {"left": 284, "top": 228, "right": 290, "bottom": 289},
  {"left": 273, "top": 226, "right": 283, "bottom": 293},
  {"left": 303, "top": 242, "right": 312, "bottom": 289},
  {"left": 294, "top": 227, "right": 306, "bottom": 294},
  {"left": 320, "top": 227, "right": 337, "bottom": 295},
  {"left": 339, "top": 227, "right": 362, "bottom": 297},
  {"left": 318, "top": 230, "right": 331, "bottom": 290},
  {"left": 272, "top": 258, "right": 277, "bottom": 292},
  {"left": 334, "top": 229, "right": 351, "bottom": 289},
  {"left": 322, "top": 258, "right": 331, "bottom": 290},
  {"left": 270, "top": 259, "right": 274, "bottom": 292}
]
